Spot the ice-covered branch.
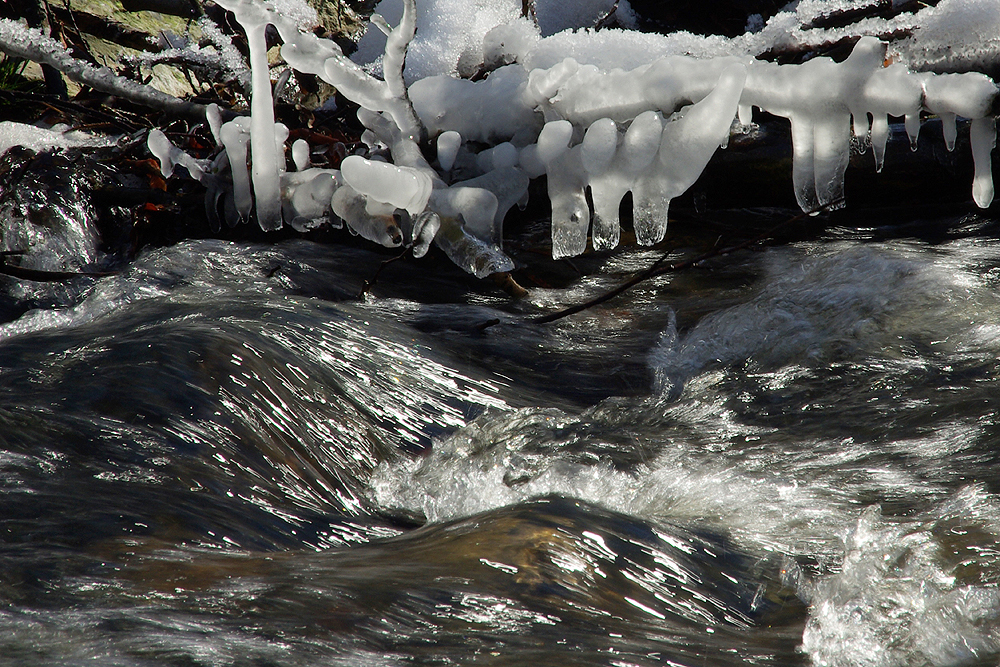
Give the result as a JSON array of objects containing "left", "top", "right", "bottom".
[
  {"left": 277, "top": 0, "right": 424, "bottom": 141},
  {"left": 0, "top": 19, "right": 211, "bottom": 123},
  {"left": 136, "top": 0, "right": 999, "bottom": 277}
]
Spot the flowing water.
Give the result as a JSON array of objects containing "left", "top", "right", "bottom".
[{"left": 3, "top": 162, "right": 1000, "bottom": 665}]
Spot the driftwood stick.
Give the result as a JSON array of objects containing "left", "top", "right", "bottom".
[
  {"left": 357, "top": 246, "right": 412, "bottom": 299},
  {"left": 0, "top": 262, "right": 118, "bottom": 282}
]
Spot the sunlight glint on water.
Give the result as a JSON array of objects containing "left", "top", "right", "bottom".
[{"left": 2, "top": 230, "right": 1000, "bottom": 665}]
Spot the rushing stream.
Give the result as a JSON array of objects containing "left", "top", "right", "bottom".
[{"left": 3, "top": 161, "right": 1000, "bottom": 666}]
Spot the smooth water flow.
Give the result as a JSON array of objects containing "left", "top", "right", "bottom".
[{"left": 2, "top": 195, "right": 1000, "bottom": 665}]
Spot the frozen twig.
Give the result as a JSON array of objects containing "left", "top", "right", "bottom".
[
  {"left": 277, "top": 0, "right": 424, "bottom": 142},
  {"left": 0, "top": 19, "right": 211, "bottom": 123},
  {"left": 526, "top": 199, "right": 845, "bottom": 326}
]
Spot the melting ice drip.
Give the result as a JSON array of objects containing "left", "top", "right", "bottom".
[{"left": 147, "top": 0, "right": 999, "bottom": 273}]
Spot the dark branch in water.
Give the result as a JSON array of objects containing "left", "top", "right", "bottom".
[
  {"left": 0, "top": 90, "right": 149, "bottom": 131},
  {"left": 357, "top": 246, "right": 412, "bottom": 299},
  {"left": 525, "top": 200, "right": 844, "bottom": 327},
  {"left": 0, "top": 262, "right": 118, "bottom": 282}
]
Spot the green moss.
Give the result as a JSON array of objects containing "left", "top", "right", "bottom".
[
  {"left": 0, "top": 56, "right": 44, "bottom": 95},
  {"left": 68, "top": 0, "right": 195, "bottom": 38}
]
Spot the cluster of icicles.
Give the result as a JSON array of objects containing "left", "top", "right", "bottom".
[{"left": 149, "top": 0, "right": 999, "bottom": 276}]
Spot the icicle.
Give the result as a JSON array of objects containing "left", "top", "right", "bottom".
[
  {"left": 585, "top": 111, "right": 664, "bottom": 250},
  {"left": 870, "top": 114, "right": 889, "bottom": 173},
  {"left": 621, "top": 111, "right": 664, "bottom": 172},
  {"left": 857, "top": 63, "right": 922, "bottom": 172},
  {"left": 940, "top": 112, "right": 958, "bottom": 152},
  {"left": 437, "top": 131, "right": 461, "bottom": 171},
  {"left": 274, "top": 123, "right": 289, "bottom": 169},
  {"left": 428, "top": 186, "right": 499, "bottom": 243},
  {"left": 449, "top": 167, "right": 530, "bottom": 243},
  {"left": 904, "top": 113, "right": 920, "bottom": 151},
  {"left": 547, "top": 147, "right": 590, "bottom": 259},
  {"left": 433, "top": 217, "right": 514, "bottom": 279},
  {"left": 381, "top": 0, "right": 415, "bottom": 109},
  {"left": 292, "top": 139, "right": 310, "bottom": 171},
  {"left": 851, "top": 111, "right": 869, "bottom": 140},
  {"left": 788, "top": 113, "right": 820, "bottom": 213},
  {"left": 147, "top": 129, "right": 206, "bottom": 181},
  {"left": 633, "top": 64, "right": 747, "bottom": 243},
  {"left": 920, "top": 71, "right": 999, "bottom": 191},
  {"left": 536, "top": 119, "right": 574, "bottom": 165},
  {"left": 475, "top": 142, "right": 519, "bottom": 172},
  {"left": 738, "top": 103, "right": 753, "bottom": 127},
  {"left": 581, "top": 117, "right": 621, "bottom": 250},
  {"left": 536, "top": 118, "right": 590, "bottom": 258},
  {"left": 244, "top": 14, "right": 283, "bottom": 229},
  {"left": 210, "top": 0, "right": 304, "bottom": 230},
  {"left": 282, "top": 170, "right": 338, "bottom": 230},
  {"left": 970, "top": 116, "right": 996, "bottom": 209},
  {"left": 206, "top": 103, "right": 223, "bottom": 144},
  {"left": 518, "top": 144, "right": 546, "bottom": 178},
  {"left": 410, "top": 211, "right": 441, "bottom": 258},
  {"left": 812, "top": 117, "right": 850, "bottom": 210},
  {"left": 581, "top": 118, "right": 618, "bottom": 174},
  {"left": 219, "top": 117, "right": 253, "bottom": 221},
  {"left": 331, "top": 184, "right": 403, "bottom": 247}
]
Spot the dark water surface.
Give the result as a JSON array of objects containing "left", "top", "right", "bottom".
[{"left": 3, "top": 197, "right": 1000, "bottom": 666}]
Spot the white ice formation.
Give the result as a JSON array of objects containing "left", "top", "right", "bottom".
[
  {"left": 0, "top": 121, "right": 116, "bottom": 156},
  {"left": 128, "top": 0, "right": 1000, "bottom": 274}
]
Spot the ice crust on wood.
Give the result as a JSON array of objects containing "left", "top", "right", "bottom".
[
  {"left": 340, "top": 155, "right": 433, "bottom": 215},
  {"left": 95, "top": 0, "right": 1000, "bottom": 274},
  {"left": 353, "top": 0, "right": 636, "bottom": 82},
  {"left": 0, "top": 19, "right": 211, "bottom": 122}
]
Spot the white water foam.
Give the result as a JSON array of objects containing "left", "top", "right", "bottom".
[
  {"left": 649, "top": 242, "right": 1000, "bottom": 395},
  {"left": 803, "top": 487, "right": 1000, "bottom": 667},
  {"left": 369, "top": 239, "right": 1000, "bottom": 664}
]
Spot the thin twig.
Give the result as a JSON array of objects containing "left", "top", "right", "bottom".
[
  {"left": 357, "top": 246, "right": 411, "bottom": 299},
  {"left": 528, "top": 200, "right": 843, "bottom": 326},
  {"left": 0, "top": 262, "right": 118, "bottom": 282},
  {"left": 0, "top": 90, "right": 147, "bottom": 131},
  {"left": 60, "top": 0, "right": 96, "bottom": 65}
]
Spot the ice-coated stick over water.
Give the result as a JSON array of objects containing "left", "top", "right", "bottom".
[
  {"left": 340, "top": 156, "right": 434, "bottom": 216},
  {"left": 633, "top": 63, "right": 746, "bottom": 244},
  {"left": 131, "top": 0, "right": 999, "bottom": 271}
]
